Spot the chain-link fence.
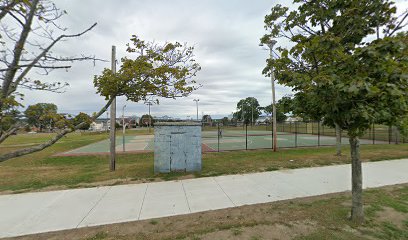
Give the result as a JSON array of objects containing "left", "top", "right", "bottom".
[{"left": 201, "top": 121, "right": 406, "bottom": 152}]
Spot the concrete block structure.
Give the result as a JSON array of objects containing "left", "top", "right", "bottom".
[{"left": 154, "top": 122, "right": 202, "bottom": 173}]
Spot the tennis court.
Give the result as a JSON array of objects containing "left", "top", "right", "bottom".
[
  {"left": 57, "top": 129, "right": 385, "bottom": 156},
  {"left": 201, "top": 130, "right": 382, "bottom": 151}
]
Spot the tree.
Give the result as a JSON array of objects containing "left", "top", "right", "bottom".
[
  {"left": 202, "top": 115, "right": 212, "bottom": 123},
  {"left": 221, "top": 117, "right": 229, "bottom": 126},
  {"left": 94, "top": 36, "right": 200, "bottom": 128},
  {"left": 262, "top": 97, "right": 291, "bottom": 122},
  {"left": 233, "top": 97, "right": 262, "bottom": 125},
  {"left": 24, "top": 103, "right": 58, "bottom": 132},
  {"left": 73, "top": 112, "right": 92, "bottom": 131},
  {"left": 278, "top": 93, "right": 343, "bottom": 155},
  {"left": 262, "top": 0, "right": 408, "bottom": 223},
  {"left": 0, "top": 0, "right": 98, "bottom": 145},
  {"left": 0, "top": 35, "right": 200, "bottom": 162},
  {"left": 1, "top": 108, "right": 19, "bottom": 133},
  {"left": 94, "top": 36, "right": 200, "bottom": 103},
  {"left": 139, "top": 114, "right": 154, "bottom": 127}
]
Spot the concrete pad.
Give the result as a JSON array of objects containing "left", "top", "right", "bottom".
[
  {"left": 272, "top": 165, "right": 350, "bottom": 196},
  {"left": 214, "top": 175, "right": 272, "bottom": 206},
  {"left": 139, "top": 181, "right": 190, "bottom": 220},
  {"left": 10, "top": 187, "right": 109, "bottom": 237},
  {"left": 363, "top": 160, "right": 408, "bottom": 188},
  {"left": 78, "top": 184, "right": 147, "bottom": 227},
  {"left": 182, "top": 178, "right": 235, "bottom": 212},
  {"left": 0, "top": 191, "right": 65, "bottom": 238},
  {"left": 244, "top": 171, "right": 310, "bottom": 200}
]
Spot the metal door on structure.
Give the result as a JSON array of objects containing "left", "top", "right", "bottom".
[{"left": 170, "top": 132, "right": 187, "bottom": 171}]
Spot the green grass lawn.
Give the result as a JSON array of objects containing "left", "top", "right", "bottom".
[{"left": 1, "top": 131, "right": 408, "bottom": 193}]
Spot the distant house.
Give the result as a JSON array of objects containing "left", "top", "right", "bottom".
[
  {"left": 256, "top": 116, "right": 270, "bottom": 125},
  {"left": 286, "top": 116, "right": 302, "bottom": 122},
  {"left": 155, "top": 115, "right": 174, "bottom": 121},
  {"left": 90, "top": 122, "right": 106, "bottom": 131},
  {"left": 90, "top": 118, "right": 109, "bottom": 131}
]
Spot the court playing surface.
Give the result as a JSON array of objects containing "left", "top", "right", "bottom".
[{"left": 58, "top": 130, "right": 383, "bottom": 156}]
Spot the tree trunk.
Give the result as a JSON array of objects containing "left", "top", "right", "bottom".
[
  {"left": 335, "top": 123, "right": 342, "bottom": 156},
  {"left": 349, "top": 136, "right": 364, "bottom": 224},
  {"left": 0, "top": 124, "right": 21, "bottom": 144}
]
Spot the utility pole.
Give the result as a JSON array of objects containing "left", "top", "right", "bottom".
[
  {"left": 193, "top": 99, "right": 199, "bottom": 121},
  {"left": 106, "top": 109, "right": 109, "bottom": 133},
  {"left": 122, "top": 104, "right": 126, "bottom": 152},
  {"left": 109, "top": 45, "right": 117, "bottom": 170}
]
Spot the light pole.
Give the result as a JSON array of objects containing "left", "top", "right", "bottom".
[
  {"left": 261, "top": 39, "right": 278, "bottom": 151},
  {"left": 193, "top": 99, "right": 199, "bottom": 121},
  {"left": 145, "top": 101, "right": 153, "bottom": 133},
  {"left": 251, "top": 98, "right": 254, "bottom": 127},
  {"left": 122, "top": 104, "right": 126, "bottom": 152},
  {"left": 241, "top": 101, "right": 245, "bottom": 129}
]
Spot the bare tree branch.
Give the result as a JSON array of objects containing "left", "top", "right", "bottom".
[
  {"left": 0, "top": 0, "right": 18, "bottom": 21},
  {"left": 8, "top": 22, "right": 97, "bottom": 95},
  {"left": 387, "top": 10, "right": 408, "bottom": 37},
  {"left": 2, "top": 0, "right": 39, "bottom": 99},
  {"left": 0, "top": 124, "right": 19, "bottom": 144}
]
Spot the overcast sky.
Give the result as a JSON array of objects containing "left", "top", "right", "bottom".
[{"left": 18, "top": 0, "right": 407, "bottom": 119}]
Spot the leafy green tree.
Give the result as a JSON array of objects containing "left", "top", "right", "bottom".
[
  {"left": 221, "top": 117, "right": 229, "bottom": 126},
  {"left": 288, "top": 92, "right": 343, "bottom": 156},
  {"left": 233, "top": 97, "right": 262, "bottom": 125},
  {"left": 1, "top": 109, "right": 19, "bottom": 132},
  {"left": 94, "top": 36, "right": 200, "bottom": 103},
  {"left": 202, "top": 115, "right": 212, "bottom": 123},
  {"left": 262, "top": 0, "right": 408, "bottom": 223},
  {"left": 24, "top": 103, "right": 58, "bottom": 132},
  {"left": 139, "top": 114, "right": 154, "bottom": 127},
  {"left": 73, "top": 112, "right": 92, "bottom": 130},
  {"left": 54, "top": 114, "right": 71, "bottom": 130},
  {"left": 262, "top": 97, "right": 292, "bottom": 122}
]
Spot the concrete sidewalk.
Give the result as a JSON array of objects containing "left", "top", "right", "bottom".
[{"left": 1, "top": 159, "right": 408, "bottom": 238}]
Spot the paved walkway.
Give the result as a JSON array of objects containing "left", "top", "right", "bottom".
[{"left": 1, "top": 159, "right": 408, "bottom": 238}]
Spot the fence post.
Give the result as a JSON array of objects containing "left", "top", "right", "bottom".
[
  {"left": 396, "top": 127, "right": 400, "bottom": 144},
  {"left": 245, "top": 123, "right": 248, "bottom": 150},
  {"left": 312, "top": 122, "right": 314, "bottom": 135},
  {"left": 271, "top": 121, "right": 273, "bottom": 149},
  {"left": 318, "top": 121, "right": 320, "bottom": 146},
  {"left": 295, "top": 121, "right": 298, "bottom": 148},
  {"left": 372, "top": 123, "right": 375, "bottom": 145},
  {"left": 217, "top": 122, "right": 220, "bottom": 152},
  {"left": 388, "top": 125, "right": 391, "bottom": 144}
]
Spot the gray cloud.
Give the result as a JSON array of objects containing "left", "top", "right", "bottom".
[{"left": 19, "top": 0, "right": 294, "bottom": 119}]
